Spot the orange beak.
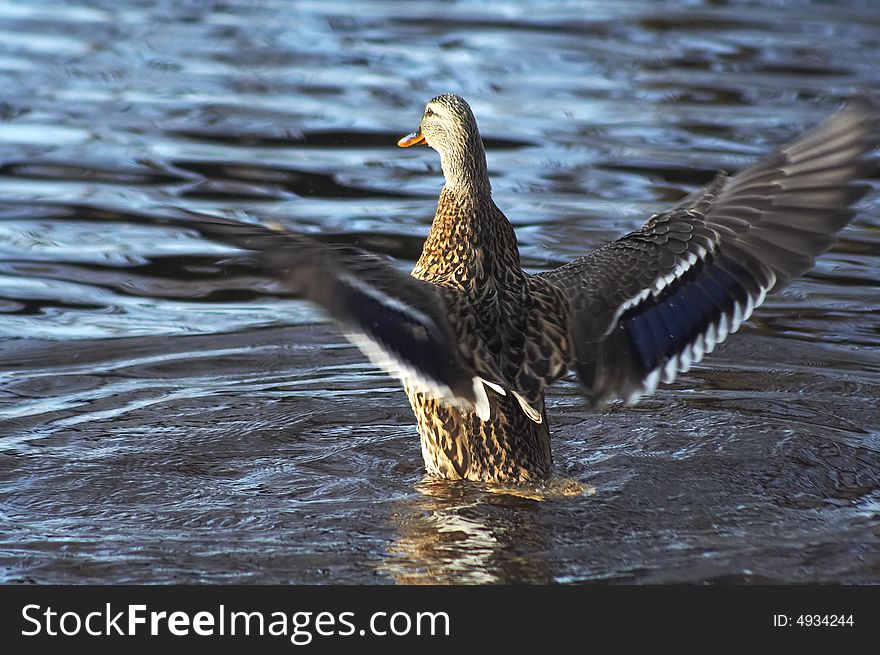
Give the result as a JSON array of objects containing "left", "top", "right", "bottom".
[{"left": 397, "top": 128, "right": 427, "bottom": 148}]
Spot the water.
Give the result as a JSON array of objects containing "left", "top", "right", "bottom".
[{"left": 1, "top": 0, "right": 879, "bottom": 584}]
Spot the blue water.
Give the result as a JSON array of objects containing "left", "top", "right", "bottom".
[{"left": 0, "top": 0, "right": 878, "bottom": 583}]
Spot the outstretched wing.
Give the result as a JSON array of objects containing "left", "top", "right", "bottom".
[
  {"left": 540, "top": 98, "right": 879, "bottom": 407},
  {"left": 173, "top": 211, "right": 496, "bottom": 419}
]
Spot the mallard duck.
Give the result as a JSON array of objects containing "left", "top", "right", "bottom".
[{"left": 189, "top": 94, "right": 878, "bottom": 484}]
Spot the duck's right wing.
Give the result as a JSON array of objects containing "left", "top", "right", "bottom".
[
  {"left": 173, "top": 211, "right": 497, "bottom": 419},
  {"left": 539, "top": 98, "right": 878, "bottom": 408}
]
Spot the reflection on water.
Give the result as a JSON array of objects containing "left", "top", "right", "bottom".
[
  {"left": 1, "top": 0, "right": 879, "bottom": 583},
  {"left": 381, "top": 479, "right": 593, "bottom": 584},
  {"left": 384, "top": 491, "right": 552, "bottom": 585}
]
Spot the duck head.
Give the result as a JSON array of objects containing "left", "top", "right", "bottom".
[{"left": 398, "top": 94, "right": 490, "bottom": 193}]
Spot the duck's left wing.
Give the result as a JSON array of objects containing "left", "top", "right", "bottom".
[
  {"left": 175, "top": 212, "right": 495, "bottom": 418},
  {"left": 539, "top": 98, "right": 878, "bottom": 408}
]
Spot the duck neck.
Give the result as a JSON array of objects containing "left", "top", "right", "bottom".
[
  {"left": 438, "top": 140, "right": 491, "bottom": 196},
  {"left": 413, "top": 184, "right": 524, "bottom": 294}
]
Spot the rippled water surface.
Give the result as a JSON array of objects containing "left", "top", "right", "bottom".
[{"left": 1, "top": 0, "right": 879, "bottom": 584}]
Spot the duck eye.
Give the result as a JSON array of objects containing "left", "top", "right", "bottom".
[{"left": 424, "top": 108, "right": 435, "bottom": 118}]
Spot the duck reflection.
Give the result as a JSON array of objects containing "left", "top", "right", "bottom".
[{"left": 378, "top": 478, "right": 592, "bottom": 584}]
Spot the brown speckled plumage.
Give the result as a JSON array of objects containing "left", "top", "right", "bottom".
[
  {"left": 405, "top": 187, "right": 568, "bottom": 482},
  {"left": 188, "top": 94, "right": 878, "bottom": 484},
  {"left": 400, "top": 95, "right": 571, "bottom": 481}
]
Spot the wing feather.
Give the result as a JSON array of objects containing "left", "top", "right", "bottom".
[
  {"left": 540, "top": 98, "right": 879, "bottom": 407},
  {"left": 170, "top": 211, "right": 495, "bottom": 416}
]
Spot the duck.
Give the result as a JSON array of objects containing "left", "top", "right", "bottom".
[{"left": 187, "top": 94, "right": 878, "bottom": 484}]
